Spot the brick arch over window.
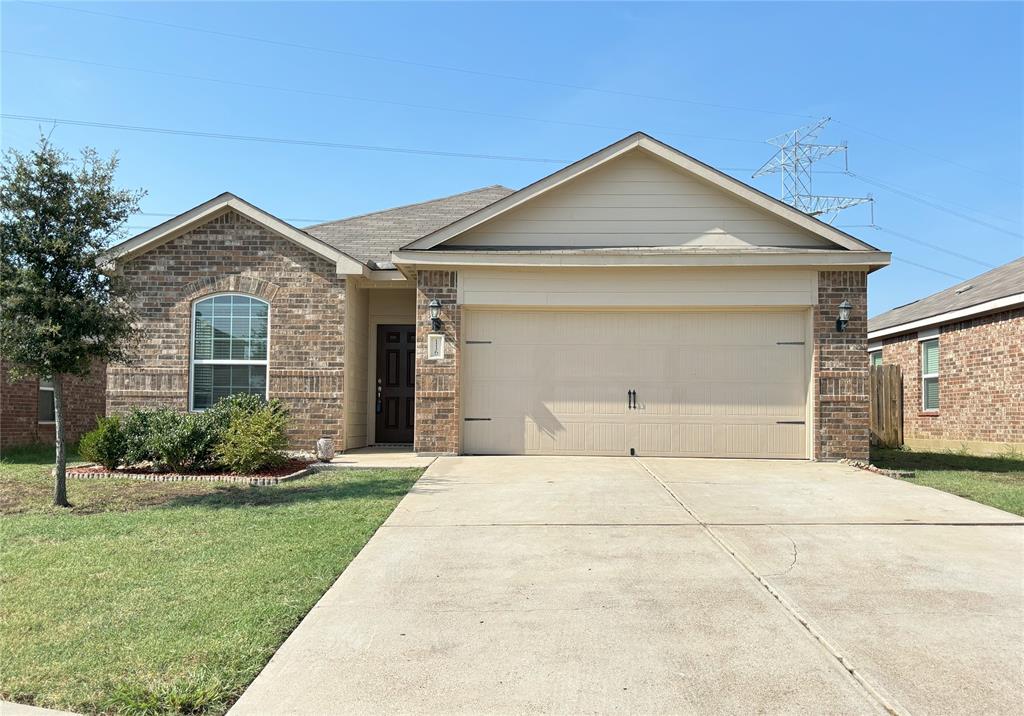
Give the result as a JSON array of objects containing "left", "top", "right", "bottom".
[{"left": 181, "top": 275, "right": 281, "bottom": 304}]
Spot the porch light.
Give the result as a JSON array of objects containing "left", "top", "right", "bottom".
[
  {"left": 836, "top": 300, "right": 852, "bottom": 332},
  {"left": 428, "top": 298, "right": 443, "bottom": 331}
]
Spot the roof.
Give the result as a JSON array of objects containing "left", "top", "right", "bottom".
[
  {"left": 304, "top": 185, "right": 513, "bottom": 268},
  {"left": 868, "top": 256, "right": 1024, "bottom": 336},
  {"left": 401, "top": 132, "right": 886, "bottom": 259}
]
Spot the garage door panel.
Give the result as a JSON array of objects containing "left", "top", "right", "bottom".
[{"left": 463, "top": 310, "right": 808, "bottom": 458}]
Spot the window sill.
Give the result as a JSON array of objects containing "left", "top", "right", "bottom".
[
  {"left": 38, "top": 421, "right": 55, "bottom": 425},
  {"left": 918, "top": 411, "right": 940, "bottom": 417}
]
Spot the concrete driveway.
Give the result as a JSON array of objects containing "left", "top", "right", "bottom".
[{"left": 230, "top": 457, "right": 1024, "bottom": 715}]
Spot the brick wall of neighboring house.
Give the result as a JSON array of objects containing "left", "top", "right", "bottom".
[
  {"left": 880, "top": 307, "right": 1023, "bottom": 452},
  {"left": 1, "top": 360, "right": 107, "bottom": 451},
  {"left": 109, "top": 209, "right": 346, "bottom": 449},
  {"left": 414, "top": 270, "right": 460, "bottom": 454},
  {"left": 814, "top": 270, "right": 870, "bottom": 461}
]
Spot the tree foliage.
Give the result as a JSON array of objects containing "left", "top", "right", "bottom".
[{"left": 1, "top": 135, "right": 144, "bottom": 380}]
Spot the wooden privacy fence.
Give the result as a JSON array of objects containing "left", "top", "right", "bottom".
[{"left": 870, "top": 364, "right": 904, "bottom": 448}]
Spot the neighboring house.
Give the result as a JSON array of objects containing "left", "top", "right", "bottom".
[
  {"left": 102, "top": 133, "right": 890, "bottom": 460},
  {"left": 0, "top": 359, "right": 107, "bottom": 451},
  {"left": 868, "top": 257, "right": 1023, "bottom": 455}
]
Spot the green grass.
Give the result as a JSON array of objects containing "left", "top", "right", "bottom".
[
  {"left": 0, "top": 444, "right": 422, "bottom": 715},
  {"left": 871, "top": 447, "right": 1024, "bottom": 517}
]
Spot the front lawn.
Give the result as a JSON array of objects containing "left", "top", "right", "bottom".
[
  {"left": 871, "top": 447, "right": 1024, "bottom": 517},
  {"left": 0, "top": 444, "right": 422, "bottom": 715}
]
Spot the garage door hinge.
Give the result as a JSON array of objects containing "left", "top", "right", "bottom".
[
  {"left": 776, "top": 420, "right": 805, "bottom": 425},
  {"left": 464, "top": 417, "right": 492, "bottom": 421},
  {"left": 776, "top": 341, "right": 805, "bottom": 345}
]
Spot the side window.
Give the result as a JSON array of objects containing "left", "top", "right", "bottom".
[
  {"left": 38, "top": 378, "right": 55, "bottom": 423},
  {"left": 921, "top": 339, "right": 939, "bottom": 411},
  {"left": 869, "top": 350, "right": 882, "bottom": 367}
]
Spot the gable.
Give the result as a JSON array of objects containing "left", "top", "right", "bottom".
[
  {"left": 105, "top": 193, "right": 364, "bottom": 275},
  {"left": 445, "top": 148, "right": 834, "bottom": 250}
]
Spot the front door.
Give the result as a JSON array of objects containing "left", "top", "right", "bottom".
[{"left": 375, "top": 324, "right": 415, "bottom": 444}]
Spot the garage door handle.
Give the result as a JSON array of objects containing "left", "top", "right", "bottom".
[
  {"left": 628, "top": 389, "right": 636, "bottom": 410},
  {"left": 776, "top": 420, "right": 805, "bottom": 425}
]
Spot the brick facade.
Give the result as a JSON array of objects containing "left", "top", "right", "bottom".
[
  {"left": 413, "top": 270, "right": 460, "bottom": 454},
  {"left": 814, "top": 270, "right": 870, "bottom": 461},
  {"left": 879, "top": 308, "right": 1023, "bottom": 452},
  {"left": 1, "top": 360, "right": 107, "bottom": 451},
  {"left": 110, "top": 210, "right": 346, "bottom": 449}
]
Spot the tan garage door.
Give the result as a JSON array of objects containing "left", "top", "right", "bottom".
[{"left": 462, "top": 310, "right": 810, "bottom": 458}]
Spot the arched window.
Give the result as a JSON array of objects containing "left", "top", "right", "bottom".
[{"left": 190, "top": 294, "right": 269, "bottom": 410}]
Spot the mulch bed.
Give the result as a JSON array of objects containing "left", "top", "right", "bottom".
[{"left": 65, "top": 459, "right": 320, "bottom": 486}]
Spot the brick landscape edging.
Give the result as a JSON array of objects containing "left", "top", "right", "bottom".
[{"left": 61, "top": 462, "right": 349, "bottom": 486}]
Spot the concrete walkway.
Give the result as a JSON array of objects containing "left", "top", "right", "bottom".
[{"left": 230, "top": 457, "right": 1024, "bottom": 715}]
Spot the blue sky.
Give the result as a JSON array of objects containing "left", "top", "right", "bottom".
[{"left": 2, "top": 1, "right": 1021, "bottom": 315}]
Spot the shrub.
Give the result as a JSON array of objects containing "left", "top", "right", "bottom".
[
  {"left": 214, "top": 401, "right": 289, "bottom": 474},
  {"left": 145, "top": 409, "right": 219, "bottom": 473},
  {"left": 121, "top": 408, "right": 156, "bottom": 466},
  {"left": 203, "top": 393, "right": 268, "bottom": 434},
  {"left": 79, "top": 416, "right": 127, "bottom": 469}
]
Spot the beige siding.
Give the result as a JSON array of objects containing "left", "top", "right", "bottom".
[
  {"left": 343, "top": 281, "right": 369, "bottom": 450},
  {"left": 448, "top": 150, "right": 833, "bottom": 250},
  {"left": 459, "top": 267, "right": 817, "bottom": 307},
  {"left": 462, "top": 309, "right": 810, "bottom": 458},
  {"left": 365, "top": 288, "right": 416, "bottom": 444}
]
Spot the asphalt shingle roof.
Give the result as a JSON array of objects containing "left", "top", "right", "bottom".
[
  {"left": 303, "top": 185, "right": 513, "bottom": 268},
  {"left": 868, "top": 256, "right": 1024, "bottom": 333}
]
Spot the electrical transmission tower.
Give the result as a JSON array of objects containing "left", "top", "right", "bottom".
[{"left": 753, "top": 116, "right": 872, "bottom": 223}]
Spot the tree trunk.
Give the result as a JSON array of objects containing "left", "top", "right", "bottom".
[{"left": 52, "top": 373, "right": 70, "bottom": 508}]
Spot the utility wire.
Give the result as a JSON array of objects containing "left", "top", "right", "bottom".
[
  {"left": 1, "top": 113, "right": 572, "bottom": 163},
  {"left": 891, "top": 257, "right": 968, "bottom": 281},
  {"left": 30, "top": 1, "right": 1019, "bottom": 189},
  {"left": 844, "top": 170, "right": 1022, "bottom": 240},
  {"left": 1, "top": 112, "right": 759, "bottom": 172},
  {"left": 29, "top": 1, "right": 814, "bottom": 121},
  {"left": 1, "top": 49, "right": 764, "bottom": 146},
  {"left": 870, "top": 225, "right": 996, "bottom": 269},
  {"left": 833, "top": 118, "right": 1022, "bottom": 189}
]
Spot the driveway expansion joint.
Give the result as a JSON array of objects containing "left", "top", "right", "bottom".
[{"left": 634, "top": 458, "right": 909, "bottom": 716}]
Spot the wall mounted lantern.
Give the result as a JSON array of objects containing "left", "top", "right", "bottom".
[
  {"left": 836, "top": 300, "right": 852, "bottom": 332},
  {"left": 428, "top": 298, "right": 443, "bottom": 331}
]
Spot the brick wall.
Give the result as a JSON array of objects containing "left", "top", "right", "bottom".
[
  {"left": 880, "top": 308, "right": 1023, "bottom": 451},
  {"left": 1, "top": 360, "right": 107, "bottom": 451},
  {"left": 110, "top": 209, "right": 346, "bottom": 449},
  {"left": 814, "top": 270, "right": 870, "bottom": 461},
  {"left": 414, "top": 270, "right": 460, "bottom": 454}
]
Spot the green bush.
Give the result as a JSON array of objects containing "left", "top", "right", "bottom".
[
  {"left": 214, "top": 401, "right": 289, "bottom": 474},
  {"left": 145, "top": 409, "right": 219, "bottom": 473},
  {"left": 121, "top": 408, "right": 156, "bottom": 466},
  {"left": 79, "top": 415, "right": 127, "bottom": 469}
]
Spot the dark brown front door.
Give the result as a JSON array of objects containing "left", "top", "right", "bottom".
[{"left": 375, "top": 324, "right": 415, "bottom": 444}]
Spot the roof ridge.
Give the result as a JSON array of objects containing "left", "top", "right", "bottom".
[{"left": 303, "top": 185, "right": 513, "bottom": 229}]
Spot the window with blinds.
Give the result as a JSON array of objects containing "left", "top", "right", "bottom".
[
  {"left": 190, "top": 294, "right": 269, "bottom": 410},
  {"left": 921, "top": 338, "right": 939, "bottom": 411}
]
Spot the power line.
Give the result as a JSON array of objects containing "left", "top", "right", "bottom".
[
  {"left": 30, "top": 1, "right": 1020, "bottom": 191},
  {"left": 871, "top": 225, "right": 996, "bottom": 269},
  {"left": 30, "top": 1, "right": 814, "bottom": 120},
  {"left": 1, "top": 113, "right": 761, "bottom": 173},
  {"left": 833, "top": 118, "right": 1022, "bottom": 189},
  {"left": 1, "top": 49, "right": 764, "bottom": 146},
  {"left": 891, "top": 257, "right": 968, "bottom": 281},
  {"left": 843, "top": 170, "right": 1023, "bottom": 240},
  {"left": 1, "top": 113, "right": 572, "bottom": 163}
]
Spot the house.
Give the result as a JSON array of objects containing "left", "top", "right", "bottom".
[
  {"left": 102, "top": 133, "right": 890, "bottom": 460},
  {"left": 868, "top": 257, "right": 1023, "bottom": 455},
  {"left": 0, "top": 360, "right": 107, "bottom": 451}
]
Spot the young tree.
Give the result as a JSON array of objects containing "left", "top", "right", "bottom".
[{"left": 0, "top": 136, "right": 144, "bottom": 507}]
